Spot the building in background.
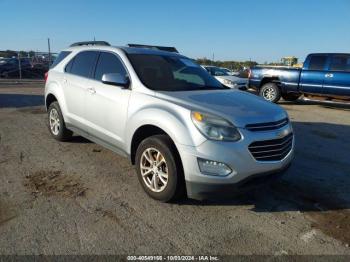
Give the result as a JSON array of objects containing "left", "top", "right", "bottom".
[{"left": 281, "top": 56, "right": 298, "bottom": 67}]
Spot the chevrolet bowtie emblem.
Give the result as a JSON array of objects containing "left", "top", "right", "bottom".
[{"left": 276, "top": 127, "right": 291, "bottom": 138}]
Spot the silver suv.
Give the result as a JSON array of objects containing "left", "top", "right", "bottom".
[{"left": 45, "top": 41, "right": 294, "bottom": 202}]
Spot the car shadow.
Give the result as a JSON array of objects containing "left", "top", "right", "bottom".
[
  {"left": 68, "top": 135, "right": 92, "bottom": 144},
  {"left": 177, "top": 121, "right": 350, "bottom": 213},
  {"left": 0, "top": 94, "right": 44, "bottom": 108}
]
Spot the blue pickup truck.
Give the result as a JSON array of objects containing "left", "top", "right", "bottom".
[{"left": 248, "top": 53, "right": 350, "bottom": 103}]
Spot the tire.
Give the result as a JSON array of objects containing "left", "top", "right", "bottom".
[
  {"left": 135, "top": 135, "right": 185, "bottom": 202},
  {"left": 281, "top": 93, "right": 301, "bottom": 101},
  {"left": 259, "top": 82, "right": 281, "bottom": 103},
  {"left": 47, "top": 101, "right": 73, "bottom": 141}
]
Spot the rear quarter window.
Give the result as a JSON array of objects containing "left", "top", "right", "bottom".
[{"left": 50, "top": 51, "right": 71, "bottom": 69}]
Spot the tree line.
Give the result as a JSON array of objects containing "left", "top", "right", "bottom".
[{"left": 195, "top": 57, "right": 258, "bottom": 70}]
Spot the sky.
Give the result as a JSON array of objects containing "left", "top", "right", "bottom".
[{"left": 1, "top": 0, "right": 350, "bottom": 63}]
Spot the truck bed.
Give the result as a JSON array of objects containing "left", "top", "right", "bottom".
[{"left": 249, "top": 67, "right": 301, "bottom": 93}]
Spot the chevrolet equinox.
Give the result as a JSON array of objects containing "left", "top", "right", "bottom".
[{"left": 45, "top": 41, "right": 294, "bottom": 201}]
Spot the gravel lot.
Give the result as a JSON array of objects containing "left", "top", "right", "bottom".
[{"left": 0, "top": 81, "right": 349, "bottom": 255}]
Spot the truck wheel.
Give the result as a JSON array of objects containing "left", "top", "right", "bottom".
[
  {"left": 259, "top": 83, "right": 281, "bottom": 103},
  {"left": 282, "top": 93, "right": 301, "bottom": 101},
  {"left": 48, "top": 101, "right": 73, "bottom": 141},
  {"left": 135, "top": 135, "right": 185, "bottom": 202}
]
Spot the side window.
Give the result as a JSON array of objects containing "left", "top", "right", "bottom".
[
  {"left": 65, "top": 58, "right": 74, "bottom": 73},
  {"left": 94, "top": 52, "right": 127, "bottom": 81},
  {"left": 50, "top": 51, "right": 71, "bottom": 69},
  {"left": 308, "top": 55, "right": 327, "bottom": 70},
  {"left": 330, "top": 55, "right": 350, "bottom": 72},
  {"left": 69, "top": 51, "right": 98, "bottom": 78}
]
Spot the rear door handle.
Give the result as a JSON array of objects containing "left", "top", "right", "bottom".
[
  {"left": 325, "top": 73, "right": 334, "bottom": 78},
  {"left": 87, "top": 87, "right": 96, "bottom": 94}
]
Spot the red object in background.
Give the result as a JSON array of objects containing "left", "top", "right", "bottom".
[{"left": 44, "top": 72, "right": 48, "bottom": 82}]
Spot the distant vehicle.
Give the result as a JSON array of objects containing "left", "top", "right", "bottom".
[
  {"left": 45, "top": 41, "right": 293, "bottom": 201},
  {"left": 248, "top": 53, "right": 350, "bottom": 103},
  {"left": 0, "top": 58, "right": 8, "bottom": 65},
  {"left": 0, "top": 58, "right": 32, "bottom": 77},
  {"left": 219, "top": 67, "right": 232, "bottom": 75},
  {"left": 202, "top": 65, "right": 247, "bottom": 90}
]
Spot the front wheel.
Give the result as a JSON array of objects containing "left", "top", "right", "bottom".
[
  {"left": 135, "top": 135, "right": 185, "bottom": 202},
  {"left": 259, "top": 83, "right": 281, "bottom": 103}
]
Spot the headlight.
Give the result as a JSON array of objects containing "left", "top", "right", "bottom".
[
  {"left": 191, "top": 111, "right": 241, "bottom": 141},
  {"left": 223, "top": 79, "right": 234, "bottom": 86}
]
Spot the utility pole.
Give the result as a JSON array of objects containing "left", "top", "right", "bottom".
[
  {"left": 212, "top": 53, "right": 214, "bottom": 65},
  {"left": 18, "top": 52, "right": 22, "bottom": 79},
  {"left": 48, "top": 38, "right": 51, "bottom": 69}
]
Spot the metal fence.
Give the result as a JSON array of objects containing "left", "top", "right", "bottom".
[{"left": 0, "top": 51, "right": 57, "bottom": 79}]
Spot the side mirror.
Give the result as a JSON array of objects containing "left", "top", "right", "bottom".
[{"left": 101, "top": 73, "right": 130, "bottom": 88}]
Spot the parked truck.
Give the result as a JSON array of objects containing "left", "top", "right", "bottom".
[{"left": 248, "top": 53, "right": 350, "bottom": 103}]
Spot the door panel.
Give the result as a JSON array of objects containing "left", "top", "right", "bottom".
[
  {"left": 62, "top": 50, "right": 99, "bottom": 130},
  {"left": 323, "top": 72, "right": 350, "bottom": 96},
  {"left": 299, "top": 70, "right": 325, "bottom": 94},
  {"left": 300, "top": 55, "right": 328, "bottom": 94},
  {"left": 85, "top": 79, "right": 131, "bottom": 148},
  {"left": 63, "top": 74, "right": 88, "bottom": 128},
  {"left": 323, "top": 54, "right": 350, "bottom": 96},
  {"left": 84, "top": 51, "right": 131, "bottom": 149}
]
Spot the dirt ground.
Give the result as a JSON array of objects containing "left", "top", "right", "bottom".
[{"left": 0, "top": 81, "right": 350, "bottom": 255}]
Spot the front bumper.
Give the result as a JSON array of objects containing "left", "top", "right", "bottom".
[
  {"left": 186, "top": 163, "right": 290, "bottom": 200},
  {"left": 176, "top": 124, "right": 294, "bottom": 200},
  {"left": 227, "top": 82, "right": 248, "bottom": 90}
]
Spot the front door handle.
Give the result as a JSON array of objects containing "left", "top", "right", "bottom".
[
  {"left": 325, "top": 73, "right": 334, "bottom": 78},
  {"left": 87, "top": 87, "right": 96, "bottom": 94}
]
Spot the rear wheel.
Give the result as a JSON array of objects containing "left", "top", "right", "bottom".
[
  {"left": 282, "top": 93, "right": 301, "bottom": 101},
  {"left": 135, "top": 135, "right": 185, "bottom": 202},
  {"left": 259, "top": 83, "right": 281, "bottom": 103},
  {"left": 47, "top": 101, "right": 73, "bottom": 141}
]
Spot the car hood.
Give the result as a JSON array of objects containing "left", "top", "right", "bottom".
[
  {"left": 216, "top": 75, "right": 247, "bottom": 83},
  {"left": 155, "top": 90, "right": 287, "bottom": 128}
]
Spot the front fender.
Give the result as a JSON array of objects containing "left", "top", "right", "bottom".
[{"left": 125, "top": 105, "right": 206, "bottom": 155}]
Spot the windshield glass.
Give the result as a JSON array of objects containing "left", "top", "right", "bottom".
[
  {"left": 210, "top": 67, "right": 230, "bottom": 76},
  {"left": 128, "top": 54, "right": 226, "bottom": 91}
]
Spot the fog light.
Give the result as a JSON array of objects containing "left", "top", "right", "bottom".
[{"left": 197, "top": 158, "right": 232, "bottom": 176}]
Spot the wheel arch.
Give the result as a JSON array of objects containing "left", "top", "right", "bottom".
[
  {"left": 45, "top": 93, "right": 58, "bottom": 110},
  {"left": 130, "top": 125, "right": 175, "bottom": 165},
  {"left": 259, "top": 76, "right": 281, "bottom": 89}
]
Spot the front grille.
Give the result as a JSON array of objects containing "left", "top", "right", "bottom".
[
  {"left": 248, "top": 133, "right": 293, "bottom": 161},
  {"left": 246, "top": 118, "right": 289, "bottom": 131}
]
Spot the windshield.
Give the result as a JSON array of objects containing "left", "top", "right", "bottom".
[
  {"left": 210, "top": 67, "right": 230, "bottom": 76},
  {"left": 128, "top": 54, "right": 227, "bottom": 91},
  {"left": 221, "top": 68, "right": 231, "bottom": 74}
]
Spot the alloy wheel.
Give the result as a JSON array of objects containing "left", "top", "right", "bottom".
[
  {"left": 140, "top": 148, "right": 168, "bottom": 192},
  {"left": 49, "top": 108, "right": 60, "bottom": 135},
  {"left": 263, "top": 86, "right": 276, "bottom": 101}
]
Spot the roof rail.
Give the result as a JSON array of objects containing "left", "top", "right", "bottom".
[
  {"left": 127, "top": 44, "right": 178, "bottom": 53},
  {"left": 70, "top": 41, "right": 111, "bottom": 47}
]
